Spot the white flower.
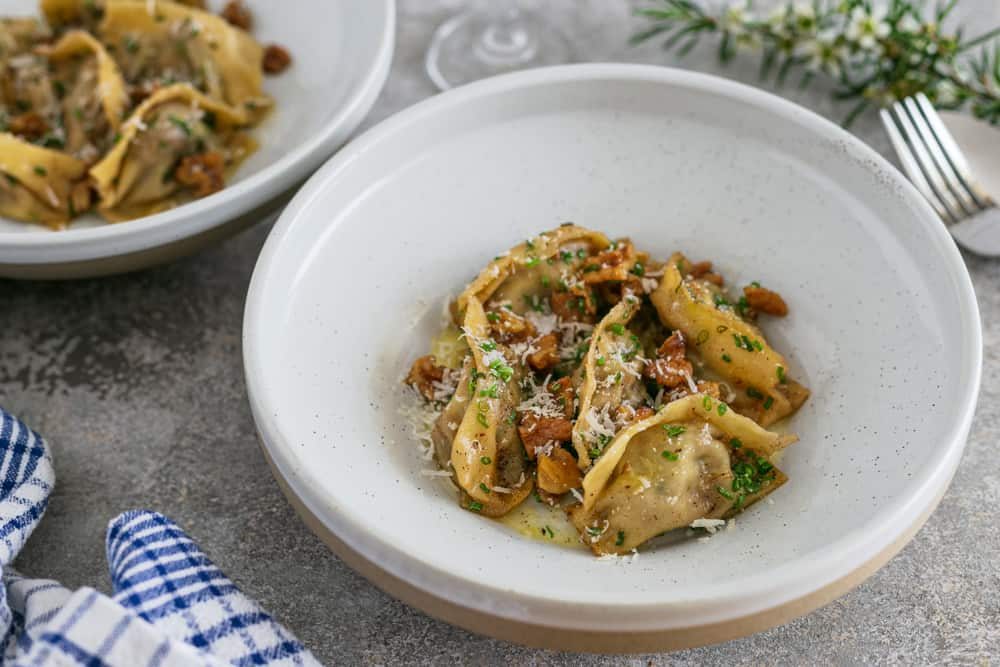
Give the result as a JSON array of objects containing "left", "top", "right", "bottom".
[
  {"left": 735, "top": 31, "right": 763, "bottom": 51},
  {"left": 798, "top": 29, "right": 848, "bottom": 78},
  {"left": 863, "top": 85, "right": 896, "bottom": 106},
  {"left": 767, "top": 5, "right": 789, "bottom": 36},
  {"left": 792, "top": 2, "right": 817, "bottom": 34},
  {"left": 846, "top": 6, "right": 890, "bottom": 50},
  {"left": 935, "top": 81, "right": 958, "bottom": 106},
  {"left": 897, "top": 13, "right": 921, "bottom": 35},
  {"left": 720, "top": 0, "right": 751, "bottom": 35}
]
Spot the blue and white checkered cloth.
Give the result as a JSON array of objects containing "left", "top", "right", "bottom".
[{"left": 0, "top": 407, "right": 320, "bottom": 666}]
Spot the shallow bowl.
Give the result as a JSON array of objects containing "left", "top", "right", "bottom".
[
  {"left": 0, "top": 0, "right": 394, "bottom": 278},
  {"left": 243, "top": 64, "right": 981, "bottom": 652}
]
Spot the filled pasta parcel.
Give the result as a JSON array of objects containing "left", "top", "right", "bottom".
[
  {"left": 1, "top": 0, "right": 290, "bottom": 228},
  {"left": 403, "top": 224, "right": 810, "bottom": 556}
]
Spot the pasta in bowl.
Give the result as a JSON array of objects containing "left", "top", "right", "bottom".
[
  {"left": 0, "top": 0, "right": 289, "bottom": 229},
  {"left": 403, "top": 224, "right": 809, "bottom": 556}
]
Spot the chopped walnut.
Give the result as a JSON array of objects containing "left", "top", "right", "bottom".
[
  {"left": 581, "top": 240, "right": 637, "bottom": 284},
  {"left": 744, "top": 285, "right": 788, "bottom": 317},
  {"left": 174, "top": 151, "right": 225, "bottom": 198},
  {"left": 221, "top": 0, "right": 252, "bottom": 29},
  {"left": 527, "top": 332, "right": 560, "bottom": 371},
  {"left": 537, "top": 448, "right": 582, "bottom": 495},
  {"left": 263, "top": 44, "right": 292, "bottom": 74},
  {"left": 405, "top": 355, "right": 445, "bottom": 401},
  {"left": 550, "top": 288, "right": 596, "bottom": 322},
  {"left": 696, "top": 380, "right": 722, "bottom": 399},
  {"left": 488, "top": 308, "right": 536, "bottom": 342},
  {"left": 686, "top": 260, "right": 713, "bottom": 278},
  {"left": 547, "top": 379, "right": 575, "bottom": 420},
  {"left": 518, "top": 414, "right": 573, "bottom": 458},
  {"left": 645, "top": 331, "right": 693, "bottom": 389},
  {"left": 8, "top": 112, "right": 47, "bottom": 140},
  {"left": 701, "top": 272, "right": 724, "bottom": 286},
  {"left": 614, "top": 404, "right": 655, "bottom": 424},
  {"left": 633, "top": 406, "right": 655, "bottom": 421}
]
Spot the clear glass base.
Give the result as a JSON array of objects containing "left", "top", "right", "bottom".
[{"left": 425, "top": 8, "right": 575, "bottom": 91}]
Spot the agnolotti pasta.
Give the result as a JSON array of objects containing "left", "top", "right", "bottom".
[
  {"left": 570, "top": 394, "right": 795, "bottom": 555},
  {"left": 40, "top": 0, "right": 205, "bottom": 31},
  {"left": 90, "top": 83, "right": 251, "bottom": 221},
  {"left": 650, "top": 253, "right": 810, "bottom": 427},
  {"left": 1, "top": 0, "right": 290, "bottom": 228},
  {"left": 100, "top": 1, "right": 268, "bottom": 117},
  {"left": 404, "top": 225, "right": 810, "bottom": 556},
  {"left": 0, "top": 133, "right": 88, "bottom": 228},
  {"left": 45, "top": 30, "right": 127, "bottom": 159}
]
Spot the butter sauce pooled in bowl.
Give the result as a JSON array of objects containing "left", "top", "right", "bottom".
[{"left": 402, "top": 224, "right": 808, "bottom": 556}]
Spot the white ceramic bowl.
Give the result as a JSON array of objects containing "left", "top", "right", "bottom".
[
  {"left": 0, "top": 0, "right": 394, "bottom": 279},
  {"left": 243, "top": 65, "right": 982, "bottom": 652}
]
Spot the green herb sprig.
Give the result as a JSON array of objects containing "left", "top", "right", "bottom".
[{"left": 633, "top": 0, "right": 1000, "bottom": 126}]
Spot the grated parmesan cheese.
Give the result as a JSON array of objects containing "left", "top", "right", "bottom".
[
  {"left": 690, "top": 518, "right": 726, "bottom": 534},
  {"left": 683, "top": 371, "right": 699, "bottom": 394},
  {"left": 581, "top": 403, "right": 616, "bottom": 442},
  {"left": 517, "top": 374, "right": 565, "bottom": 419},
  {"left": 525, "top": 311, "right": 558, "bottom": 335},
  {"left": 397, "top": 385, "right": 441, "bottom": 461}
]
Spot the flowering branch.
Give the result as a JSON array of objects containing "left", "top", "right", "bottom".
[{"left": 633, "top": 0, "right": 1000, "bottom": 127}]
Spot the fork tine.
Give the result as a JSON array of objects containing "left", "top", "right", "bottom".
[
  {"left": 913, "top": 93, "right": 994, "bottom": 209},
  {"left": 880, "top": 108, "right": 954, "bottom": 223},
  {"left": 901, "top": 96, "right": 981, "bottom": 215},
  {"left": 888, "top": 101, "right": 965, "bottom": 223}
]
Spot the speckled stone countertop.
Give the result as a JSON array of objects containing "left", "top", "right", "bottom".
[{"left": 5, "top": 1, "right": 999, "bottom": 664}]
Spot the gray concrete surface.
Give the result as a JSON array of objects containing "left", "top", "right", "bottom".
[{"left": 5, "top": 1, "right": 999, "bottom": 664}]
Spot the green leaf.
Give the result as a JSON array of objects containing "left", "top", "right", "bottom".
[
  {"left": 662, "top": 22, "right": 708, "bottom": 51},
  {"left": 842, "top": 97, "right": 871, "bottom": 128},
  {"left": 630, "top": 24, "right": 674, "bottom": 46},
  {"left": 719, "top": 32, "right": 734, "bottom": 64},
  {"left": 776, "top": 55, "right": 798, "bottom": 87},
  {"left": 677, "top": 34, "right": 702, "bottom": 58},
  {"left": 759, "top": 47, "right": 778, "bottom": 80},
  {"left": 957, "top": 26, "right": 1000, "bottom": 53}
]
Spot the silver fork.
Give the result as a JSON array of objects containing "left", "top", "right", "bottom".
[{"left": 880, "top": 93, "right": 1000, "bottom": 257}]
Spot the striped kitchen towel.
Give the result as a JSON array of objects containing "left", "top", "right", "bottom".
[{"left": 0, "top": 407, "right": 320, "bottom": 666}]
